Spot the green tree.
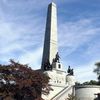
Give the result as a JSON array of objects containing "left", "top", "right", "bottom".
[
  {"left": 0, "top": 60, "right": 50, "bottom": 100},
  {"left": 82, "top": 80, "right": 98, "bottom": 85},
  {"left": 75, "top": 82, "right": 81, "bottom": 86},
  {"left": 65, "top": 94, "right": 77, "bottom": 100},
  {"left": 94, "top": 62, "right": 100, "bottom": 85}
]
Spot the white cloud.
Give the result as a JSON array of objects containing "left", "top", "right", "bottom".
[
  {"left": 0, "top": 11, "right": 44, "bottom": 65},
  {"left": 75, "top": 61, "right": 98, "bottom": 83},
  {"left": 19, "top": 47, "right": 43, "bottom": 69},
  {"left": 58, "top": 18, "right": 100, "bottom": 82},
  {"left": 0, "top": 0, "right": 100, "bottom": 83},
  {"left": 58, "top": 18, "right": 100, "bottom": 56}
]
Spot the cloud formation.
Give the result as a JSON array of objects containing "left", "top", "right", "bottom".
[{"left": 0, "top": 0, "right": 100, "bottom": 82}]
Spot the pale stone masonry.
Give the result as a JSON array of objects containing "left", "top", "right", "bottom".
[
  {"left": 41, "top": 2, "right": 76, "bottom": 100},
  {"left": 41, "top": 2, "right": 58, "bottom": 70}
]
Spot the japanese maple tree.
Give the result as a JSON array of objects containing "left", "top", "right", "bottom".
[{"left": 0, "top": 59, "right": 50, "bottom": 100}]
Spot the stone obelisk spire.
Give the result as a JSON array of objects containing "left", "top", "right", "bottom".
[{"left": 41, "top": 2, "right": 58, "bottom": 70}]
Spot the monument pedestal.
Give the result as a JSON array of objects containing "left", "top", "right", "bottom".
[
  {"left": 42, "top": 61, "right": 70, "bottom": 100},
  {"left": 52, "top": 62, "right": 63, "bottom": 70},
  {"left": 66, "top": 75, "right": 76, "bottom": 85}
]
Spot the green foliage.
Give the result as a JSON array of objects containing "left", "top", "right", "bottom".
[
  {"left": 82, "top": 80, "right": 98, "bottom": 85},
  {"left": 94, "top": 62, "right": 100, "bottom": 75},
  {"left": 65, "top": 94, "right": 77, "bottom": 100},
  {"left": 94, "top": 62, "right": 100, "bottom": 85},
  {"left": 76, "top": 80, "right": 98, "bottom": 86},
  {"left": 0, "top": 60, "right": 50, "bottom": 100},
  {"left": 75, "top": 82, "right": 81, "bottom": 86}
]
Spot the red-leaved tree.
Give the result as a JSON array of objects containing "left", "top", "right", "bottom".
[{"left": 0, "top": 60, "right": 50, "bottom": 100}]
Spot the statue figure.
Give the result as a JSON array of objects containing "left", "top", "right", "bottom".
[
  {"left": 67, "top": 66, "right": 74, "bottom": 75},
  {"left": 70, "top": 69, "right": 74, "bottom": 75},
  {"left": 67, "top": 66, "right": 71, "bottom": 73},
  {"left": 55, "top": 52, "right": 60, "bottom": 63},
  {"left": 44, "top": 59, "right": 52, "bottom": 70}
]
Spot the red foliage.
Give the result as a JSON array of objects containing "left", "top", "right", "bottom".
[{"left": 0, "top": 60, "right": 50, "bottom": 100}]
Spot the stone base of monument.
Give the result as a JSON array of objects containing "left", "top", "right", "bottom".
[
  {"left": 42, "top": 62, "right": 76, "bottom": 100},
  {"left": 52, "top": 62, "right": 63, "bottom": 70},
  {"left": 66, "top": 75, "right": 76, "bottom": 85}
]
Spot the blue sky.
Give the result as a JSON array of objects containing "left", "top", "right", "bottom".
[{"left": 0, "top": 0, "right": 100, "bottom": 82}]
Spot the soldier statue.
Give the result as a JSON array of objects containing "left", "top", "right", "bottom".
[
  {"left": 67, "top": 66, "right": 74, "bottom": 75},
  {"left": 44, "top": 59, "right": 52, "bottom": 70},
  {"left": 55, "top": 52, "right": 60, "bottom": 63}
]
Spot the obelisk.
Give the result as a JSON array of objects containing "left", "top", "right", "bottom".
[{"left": 41, "top": 2, "right": 58, "bottom": 70}]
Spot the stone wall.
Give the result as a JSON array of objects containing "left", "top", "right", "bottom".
[{"left": 75, "top": 85, "right": 100, "bottom": 100}]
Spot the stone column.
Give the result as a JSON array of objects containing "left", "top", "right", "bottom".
[{"left": 41, "top": 2, "right": 58, "bottom": 70}]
